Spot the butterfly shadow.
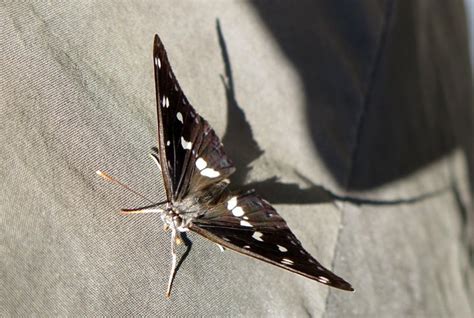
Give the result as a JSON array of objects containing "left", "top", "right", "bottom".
[
  {"left": 216, "top": 20, "right": 338, "bottom": 206},
  {"left": 247, "top": 1, "right": 473, "bottom": 246},
  {"left": 216, "top": 19, "right": 445, "bottom": 207},
  {"left": 173, "top": 232, "right": 192, "bottom": 287}
]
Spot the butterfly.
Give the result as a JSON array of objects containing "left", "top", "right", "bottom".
[{"left": 99, "top": 34, "right": 353, "bottom": 297}]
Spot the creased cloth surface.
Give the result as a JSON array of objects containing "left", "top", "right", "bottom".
[{"left": 1, "top": 1, "right": 473, "bottom": 316}]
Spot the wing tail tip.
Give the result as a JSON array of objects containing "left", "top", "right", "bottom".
[
  {"left": 341, "top": 283, "right": 355, "bottom": 292},
  {"left": 331, "top": 279, "right": 354, "bottom": 292},
  {"left": 153, "top": 34, "right": 160, "bottom": 47},
  {"left": 153, "top": 34, "right": 165, "bottom": 58}
]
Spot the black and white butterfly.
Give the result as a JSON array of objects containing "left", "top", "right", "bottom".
[{"left": 101, "top": 34, "right": 353, "bottom": 297}]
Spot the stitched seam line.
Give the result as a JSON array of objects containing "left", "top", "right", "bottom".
[{"left": 323, "top": 1, "right": 396, "bottom": 315}]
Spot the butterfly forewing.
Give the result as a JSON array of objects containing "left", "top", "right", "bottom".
[
  {"left": 189, "top": 192, "right": 354, "bottom": 291},
  {"left": 153, "top": 35, "right": 235, "bottom": 201}
]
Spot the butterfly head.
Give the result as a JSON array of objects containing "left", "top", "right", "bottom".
[{"left": 161, "top": 204, "right": 191, "bottom": 233}]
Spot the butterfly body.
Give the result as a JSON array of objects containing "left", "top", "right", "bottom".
[
  {"left": 160, "top": 181, "right": 230, "bottom": 233},
  {"left": 108, "top": 34, "right": 353, "bottom": 297}
]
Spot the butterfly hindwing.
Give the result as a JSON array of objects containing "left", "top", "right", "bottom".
[
  {"left": 189, "top": 192, "right": 354, "bottom": 291},
  {"left": 153, "top": 35, "right": 235, "bottom": 201}
]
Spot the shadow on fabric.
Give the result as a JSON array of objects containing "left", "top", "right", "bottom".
[{"left": 248, "top": 0, "right": 473, "bottom": 258}]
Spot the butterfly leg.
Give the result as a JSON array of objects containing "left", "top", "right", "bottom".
[
  {"left": 149, "top": 152, "right": 162, "bottom": 171},
  {"left": 161, "top": 226, "right": 185, "bottom": 239},
  {"left": 166, "top": 227, "right": 178, "bottom": 298},
  {"left": 175, "top": 233, "right": 183, "bottom": 245}
]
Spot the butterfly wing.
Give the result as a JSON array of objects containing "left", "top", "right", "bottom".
[
  {"left": 153, "top": 34, "right": 235, "bottom": 201},
  {"left": 189, "top": 192, "right": 354, "bottom": 291}
]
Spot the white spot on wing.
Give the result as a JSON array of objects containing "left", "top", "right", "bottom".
[
  {"left": 288, "top": 236, "right": 298, "bottom": 245},
  {"left": 281, "top": 258, "right": 294, "bottom": 265},
  {"left": 181, "top": 137, "right": 192, "bottom": 150},
  {"left": 227, "top": 197, "right": 238, "bottom": 210},
  {"left": 318, "top": 276, "right": 330, "bottom": 284},
  {"left": 195, "top": 158, "right": 207, "bottom": 170},
  {"left": 176, "top": 112, "right": 183, "bottom": 124},
  {"left": 155, "top": 56, "right": 161, "bottom": 69},
  {"left": 232, "top": 207, "right": 244, "bottom": 217},
  {"left": 200, "top": 168, "right": 220, "bottom": 178},
  {"left": 243, "top": 245, "right": 250, "bottom": 249},
  {"left": 252, "top": 231, "right": 263, "bottom": 241},
  {"left": 166, "top": 140, "right": 170, "bottom": 146},
  {"left": 277, "top": 245, "right": 288, "bottom": 252},
  {"left": 240, "top": 220, "right": 252, "bottom": 227}
]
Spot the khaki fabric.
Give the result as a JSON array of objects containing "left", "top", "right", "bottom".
[{"left": 1, "top": 1, "right": 473, "bottom": 316}]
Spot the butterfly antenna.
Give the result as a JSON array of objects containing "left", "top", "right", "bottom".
[{"left": 96, "top": 170, "right": 154, "bottom": 204}]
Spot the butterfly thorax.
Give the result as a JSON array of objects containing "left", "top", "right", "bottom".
[
  {"left": 162, "top": 197, "right": 210, "bottom": 232},
  {"left": 164, "top": 181, "right": 231, "bottom": 232},
  {"left": 161, "top": 202, "right": 200, "bottom": 233}
]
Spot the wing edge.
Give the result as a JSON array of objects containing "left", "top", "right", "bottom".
[{"left": 189, "top": 223, "right": 354, "bottom": 291}]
